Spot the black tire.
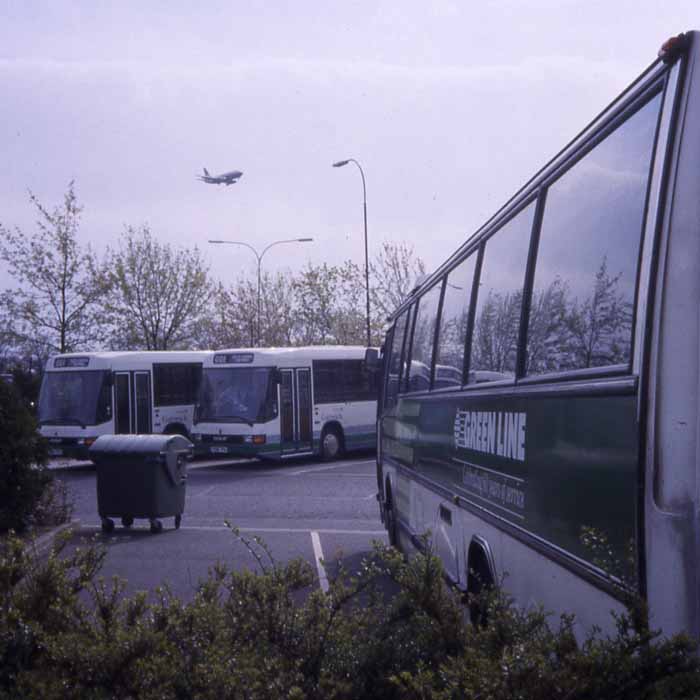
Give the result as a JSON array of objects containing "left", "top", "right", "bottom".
[
  {"left": 385, "top": 485, "right": 398, "bottom": 548},
  {"left": 150, "top": 519, "right": 163, "bottom": 534},
  {"left": 101, "top": 517, "right": 115, "bottom": 534},
  {"left": 467, "top": 554, "right": 494, "bottom": 627},
  {"left": 175, "top": 514, "right": 182, "bottom": 529},
  {"left": 320, "top": 427, "right": 343, "bottom": 461},
  {"left": 164, "top": 424, "right": 190, "bottom": 440},
  {"left": 121, "top": 516, "right": 133, "bottom": 528}
]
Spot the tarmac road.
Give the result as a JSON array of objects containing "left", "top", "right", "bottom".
[{"left": 53, "top": 454, "right": 389, "bottom": 600}]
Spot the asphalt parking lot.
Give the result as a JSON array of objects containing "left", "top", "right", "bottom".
[{"left": 53, "top": 454, "right": 388, "bottom": 600}]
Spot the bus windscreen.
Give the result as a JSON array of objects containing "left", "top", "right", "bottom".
[
  {"left": 197, "top": 367, "right": 277, "bottom": 424},
  {"left": 38, "top": 370, "right": 111, "bottom": 427}
]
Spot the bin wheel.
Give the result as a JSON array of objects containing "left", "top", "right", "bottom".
[
  {"left": 121, "top": 516, "right": 134, "bottom": 528},
  {"left": 150, "top": 519, "right": 163, "bottom": 534},
  {"left": 175, "top": 515, "right": 182, "bottom": 529},
  {"left": 101, "top": 517, "right": 115, "bottom": 533}
]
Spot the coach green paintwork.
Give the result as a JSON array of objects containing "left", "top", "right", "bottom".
[{"left": 375, "top": 31, "right": 700, "bottom": 639}]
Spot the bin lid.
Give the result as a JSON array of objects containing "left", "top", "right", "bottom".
[{"left": 89, "top": 434, "right": 193, "bottom": 456}]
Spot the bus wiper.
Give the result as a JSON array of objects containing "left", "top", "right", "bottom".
[
  {"left": 39, "top": 417, "right": 87, "bottom": 429},
  {"left": 224, "top": 415, "right": 255, "bottom": 427}
]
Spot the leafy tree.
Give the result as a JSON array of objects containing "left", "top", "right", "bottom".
[
  {"left": 564, "top": 257, "right": 633, "bottom": 369},
  {"left": 258, "top": 270, "right": 298, "bottom": 346},
  {"left": 0, "top": 182, "right": 106, "bottom": 358},
  {"left": 330, "top": 260, "right": 369, "bottom": 345},
  {"left": 193, "top": 241, "right": 427, "bottom": 350},
  {"left": 471, "top": 289, "right": 522, "bottom": 374},
  {"left": 102, "top": 225, "right": 213, "bottom": 350},
  {"left": 293, "top": 263, "right": 342, "bottom": 345},
  {"left": 525, "top": 276, "right": 570, "bottom": 374}
]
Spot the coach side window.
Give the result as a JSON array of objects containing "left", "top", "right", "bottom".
[
  {"left": 406, "top": 281, "right": 443, "bottom": 392},
  {"left": 434, "top": 253, "right": 477, "bottom": 388},
  {"left": 526, "top": 92, "right": 662, "bottom": 375},
  {"left": 468, "top": 202, "right": 535, "bottom": 383},
  {"left": 385, "top": 310, "right": 409, "bottom": 408}
]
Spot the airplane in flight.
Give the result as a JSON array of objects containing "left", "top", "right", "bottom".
[{"left": 197, "top": 168, "right": 243, "bottom": 186}]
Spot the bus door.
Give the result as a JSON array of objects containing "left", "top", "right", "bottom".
[
  {"left": 280, "top": 368, "right": 313, "bottom": 454},
  {"left": 114, "top": 371, "right": 152, "bottom": 434},
  {"left": 114, "top": 372, "right": 132, "bottom": 434},
  {"left": 134, "top": 371, "right": 152, "bottom": 433}
]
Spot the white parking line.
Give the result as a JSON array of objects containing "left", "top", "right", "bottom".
[
  {"left": 311, "top": 531, "right": 329, "bottom": 593},
  {"left": 289, "top": 459, "right": 375, "bottom": 476},
  {"left": 288, "top": 463, "right": 350, "bottom": 476},
  {"left": 81, "top": 524, "right": 387, "bottom": 536},
  {"left": 193, "top": 485, "right": 216, "bottom": 498}
]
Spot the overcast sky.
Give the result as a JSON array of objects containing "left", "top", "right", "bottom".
[{"left": 1, "top": 1, "right": 697, "bottom": 290}]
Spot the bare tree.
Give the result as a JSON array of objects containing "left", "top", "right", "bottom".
[
  {"left": 103, "top": 225, "right": 212, "bottom": 350},
  {"left": 369, "top": 241, "right": 426, "bottom": 321},
  {"left": 0, "top": 182, "right": 106, "bottom": 358}
]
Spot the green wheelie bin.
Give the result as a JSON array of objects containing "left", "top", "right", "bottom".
[{"left": 90, "top": 434, "right": 192, "bottom": 533}]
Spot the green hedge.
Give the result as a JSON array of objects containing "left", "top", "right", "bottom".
[
  {"left": 1, "top": 527, "right": 699, "bottom": 700},
  {"left": 0, "top": 380, "right": 50, "bottom": 533}
]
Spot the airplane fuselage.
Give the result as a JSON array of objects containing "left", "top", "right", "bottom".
[{"left": 197, "top": 168, "right": 243, "bottom": 185}]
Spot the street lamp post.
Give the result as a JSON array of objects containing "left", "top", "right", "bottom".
[
  {"left": 333, "top": 158, "right": 371, "bottom": 347},
  {"left": 208, "top": 237, "right": 313, "bottom": 344}
]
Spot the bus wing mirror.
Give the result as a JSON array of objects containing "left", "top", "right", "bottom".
[
  {"left": 271, "top": 368, "right": 283, "bottom": 384},
  {"left": 363, "top": 348, "right": 380, "bottom": 372}
]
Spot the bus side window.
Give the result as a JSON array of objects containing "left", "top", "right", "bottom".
[
  {"left": 313, "top": 360, "right": 345, "bottom": 404},
  {"left": 525, "top": 92, "right": 662, "bottom": 375},
  {"left": 468, "top": 202, "right": 535, "bottom": 383},
  {"left": 342, "top": 360, "right": 375, "bottom": 401},
  {"left": 435, "top": 252, "right": 477, "bottom": 388},
  {"left": 153, "top": 363, "right": 200, "bottom": 406}
]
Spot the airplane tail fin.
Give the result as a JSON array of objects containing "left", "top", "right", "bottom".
[{"left": 203, "top": 168, "right": 210, "bottom": 176}]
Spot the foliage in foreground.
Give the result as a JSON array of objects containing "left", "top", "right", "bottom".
[
  {"left": 1, "top": 527, "right": 699, "bottom": 700},
  {"left": 0, "top": 379, "right": 52, "bottom": 534}
]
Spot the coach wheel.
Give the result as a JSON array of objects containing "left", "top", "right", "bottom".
[
  {"left": 321, "top": 427, "right": 343, "bottom": 461},
  {"left": 175, "top": 515, "right": 182, "bottom": 529},
  {"left": 150, "top": 519, "right": 163, "bottom": 534},
  {"left": 101, "top": 517, "right": 115, "bottom": 534},
  {"left": 121, "top": 516, "right": 134, "bottom": 528}
]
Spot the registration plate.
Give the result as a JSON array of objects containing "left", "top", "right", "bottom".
[
  {"left": 48, "top": 448, "right": 63, "bottom": 457},
  {"left": 210, "top": 446, "right": 228, "bottom": 454}
]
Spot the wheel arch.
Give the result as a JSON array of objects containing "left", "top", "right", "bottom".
[
  {"left": 163, "top": 422, "right": 190, "bottom": 439},
  {"left": 467, "top": 535, "right": 497, "bottom": 590},
  {"left": 320, "top": 420, "right": 345, "bottom": 449}
]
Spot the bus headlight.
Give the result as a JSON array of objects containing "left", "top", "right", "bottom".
[{"left": 244, "top": 435, "right": 266, "bottom": 445}]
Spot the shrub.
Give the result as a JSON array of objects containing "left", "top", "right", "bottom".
[
  {"left": 0, "top": 527, "right": 699, "bottom": 699},
  {"left": 0, "top": 380, "right": 50, "bottom": 533}
]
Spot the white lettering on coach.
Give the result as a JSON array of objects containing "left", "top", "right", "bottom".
[{"left": 453, "top": 410, "right": 526, "bottom": 462}]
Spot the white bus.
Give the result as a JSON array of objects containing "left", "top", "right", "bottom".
[
  {"left": 191, "top": 346, "right": 378, "bottom": 460},
  {"left": 38, "top": 351, "right": 207, "bottom": 460},
  {"left": 373, "top": 32, "right": 700, "bottom": 638}
]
